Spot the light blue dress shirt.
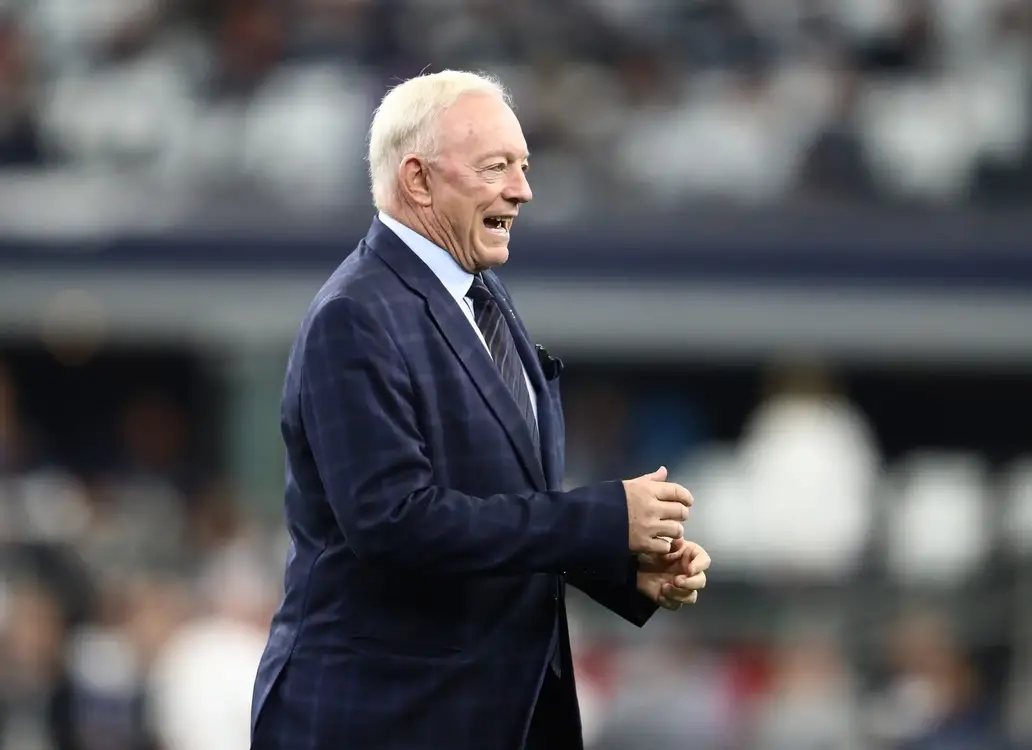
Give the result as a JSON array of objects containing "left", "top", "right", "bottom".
[{"left": 378, "top": 211, "right": 537, "bottom": 418}]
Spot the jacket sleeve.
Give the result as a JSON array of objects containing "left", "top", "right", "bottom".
[
  {"left": 567, "top": 559, "right": 659, "bottom": 627},
  {"left": 299, "top": 294, "right": 630, "bottom": 582}
]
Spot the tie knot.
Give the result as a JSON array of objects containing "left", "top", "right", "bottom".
[{"left": 467, "top": 274, "right": 493, "bottom": 303}]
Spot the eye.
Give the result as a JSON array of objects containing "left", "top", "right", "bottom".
[{"left": 489, "top": 163, "right": 507, "bottom": 172}]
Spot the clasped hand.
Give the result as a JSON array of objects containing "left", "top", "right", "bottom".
[
  {"left": 623, "top": 465, "right": 709, "bottom": 611},
  {"left": 636, "top": 538, "right": 710, "bottom": 611}
]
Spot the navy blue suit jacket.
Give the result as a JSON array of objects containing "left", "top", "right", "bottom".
[{"left": 250, "top": 217, "right": 657, "bottom": 750}]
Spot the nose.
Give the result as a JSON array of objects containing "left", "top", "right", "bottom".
[{"left": 503, "top": 168, "right": 532, "bottom": 205}]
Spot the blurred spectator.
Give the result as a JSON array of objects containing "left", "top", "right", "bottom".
[
  {"left": 867, "top": 610, "right": 1007, "bottom": 750},
  {"left": 590, "top": 626, "right": 740, "bottom": 750},
  {"left": 61, "top": 584, "right": 160, "bottom": 750},
  {"left": 147, "top": 540, "right": 274, "bottom": 750},
  {"left": 883, "top": 452, "right": 992, "bottom": 588},
  {"left": 850, "top": 0, "right": 935, "bottom": 75},
  {"left": 0, "top": 362, "right": 22, "bottom": 474},
  {"left": 0, "top": 580, "right": 74, "bottom": 750},
  {"left": 563, "top": 381, "right": 634, "bottom": 486},
  {"left": 797, "top": 59, "right": 879, "bottom": 202},
  {"left": 749, "top": 625, "right": 863, "bottom": 750},
  {"left": 113, "top": 390, "right": 197, "bottom": 497},
  {"left": 733, "top": 361, "right": 879, "bottom": 581},
  {"left": 0, "top": 362, "right": 91, "bottom": 547},
  {"left": 207, "top": 0, "right": 286, "bottom": 100},
  {"left": 0, "top": 13, "right": 42, "bottom": 168}
]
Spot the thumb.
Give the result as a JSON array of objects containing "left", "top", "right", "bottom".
[
  {"left": 666, "top": 537, "right": 687, "bottom": 557},
  {"left": 641, "top": 465, "right": 667, "bottom": 482}
]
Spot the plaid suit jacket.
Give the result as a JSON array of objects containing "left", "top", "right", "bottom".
[{"left": 250, "top": 217, "right": 657, "bottom": 750}]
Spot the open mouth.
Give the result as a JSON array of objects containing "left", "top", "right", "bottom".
[{"left": 483, "top": 216, "right": 513, "bottom": 235}]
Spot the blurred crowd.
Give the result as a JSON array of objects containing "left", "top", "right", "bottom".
[
  {"left": 565, "top": 364, "right": 1032, "bottom": 750},
  {"left": 5, "top": 350, "right": 1032, "bottom": 749},
  {"left": 0, "top": 360, "right": 282, "bottom": 750},
  {"left": 0, "top": 0, "right": 1030, "bottom": 219},
  {"left": 3, "top": 2, "right": 1032, "bottom": 748}
]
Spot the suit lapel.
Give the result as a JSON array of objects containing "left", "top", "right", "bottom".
[
  {"left": 366, "top": 218, "right": 547, "bottom": 491},
  {"left": 483, "top": 272, "right": 564, "bottom": 490}
]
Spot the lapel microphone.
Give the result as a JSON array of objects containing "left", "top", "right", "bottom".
[{"left": 535, "top": 345, "right": 563, "bottom": 381}]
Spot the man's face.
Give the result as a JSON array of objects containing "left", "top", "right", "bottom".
[{"left": 424, "top": 93, "right": 532, "bottom": 272}]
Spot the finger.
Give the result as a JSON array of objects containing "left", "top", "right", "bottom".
[
  {"left": 638, "top": 465, "right": 667, "bottom": 482},
  {"left": 654, "top": 482, "right": 694, "bottom": 506},
  {"left": 674, "top": 572, "right": 706, "bottom": 591},
  {"left": 645, "top": 538, "right": 684, "bottom": 564},
  {"left": 657, "top": 500, "right": 690, "bottom": 522},
  {"left": 656, "top": 521, "right": 684, "bottom": 540},
  {"left": 661, "top": 588, "right": 694, "bottom": 605},
  {"left": 659, "top": 588, "right": 695, "bottom": 607},
  {"left": 661, "top": 585, "right": 699, "bottom": 605},
  {"left": 658, "top": 597, "right": 681, "bottom": 611},
  {"left": 644, "top": 536, "right": 673, "bottom": 555},
  {"left": 686, "top": 550, "right": 711, "bottom": 577},
  {"left": 663, "top": 537, "right": 687, "bottom": 560}
]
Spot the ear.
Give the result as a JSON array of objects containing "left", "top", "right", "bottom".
[{"left": 398, "top": 155, "right": 432, "bottom": 207}]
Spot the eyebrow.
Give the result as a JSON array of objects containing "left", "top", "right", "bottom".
[{"left": 478, "top": 151, "right": 530, "bottom": 163}]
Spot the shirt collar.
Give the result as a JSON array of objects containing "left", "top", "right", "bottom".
[{"left": 378, "top": 211, "right": 474, "bottom": 305}]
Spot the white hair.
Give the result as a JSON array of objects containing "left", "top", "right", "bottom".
[{"left": 367, "top": 70, "right": 511, "bottom": 211}]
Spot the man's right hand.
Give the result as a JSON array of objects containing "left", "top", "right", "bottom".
[{"left": 623, "top": 466, "right": 693, "bottom": 554}]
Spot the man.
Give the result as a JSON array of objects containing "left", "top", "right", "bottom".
[{"left": 250, "top": 70, "right": 711, "bottom": 750}]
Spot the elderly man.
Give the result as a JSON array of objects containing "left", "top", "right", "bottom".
[{"left": 250, "top": 70, "right": 711, "bottom": 750}]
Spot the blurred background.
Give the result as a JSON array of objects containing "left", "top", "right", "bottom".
[{"left": 1, "top": 0, "right": 1032, "bottom": 748}]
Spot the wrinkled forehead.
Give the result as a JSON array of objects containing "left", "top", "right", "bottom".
[{"left": 434, "top": 93, "right": 529, "bottom": 161}]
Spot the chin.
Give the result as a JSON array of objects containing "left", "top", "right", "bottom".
[{"left": 477, "top": 243, "right": 510, "bottom": 269}]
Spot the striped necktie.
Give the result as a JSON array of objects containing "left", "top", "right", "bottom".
[
  {"left": 466, "top": 275, "right": 540, "bottom": 452},
  {"left": 469, "top": 275, "right": 560, "bottom": 676}
]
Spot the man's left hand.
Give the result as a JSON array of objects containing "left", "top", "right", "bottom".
[{"left": 636, "top": 538, "right": 710, "bottom": 611}]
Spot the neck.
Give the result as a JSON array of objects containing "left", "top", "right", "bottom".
[{"left": 386, "top": 202, "right": 474, "bottom": 272}]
